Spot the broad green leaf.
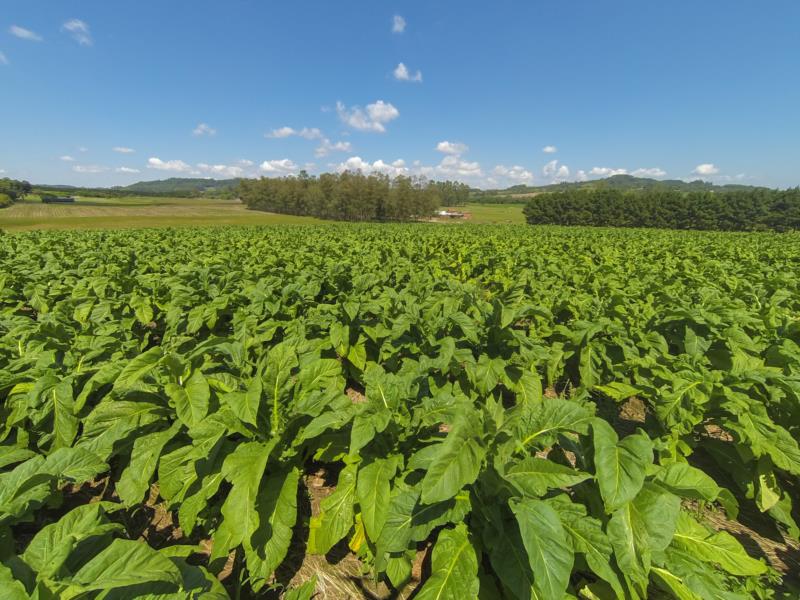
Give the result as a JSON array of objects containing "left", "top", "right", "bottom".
[
  {"left": 549, "top": 495, "right": 624, "bottom": 599},
  {"left": 510, "top": 498, "right": 573, "bottom": 600},
  {"left": 672, "top": 512, "right": 767, "bottom": 576},
  {"left": 606, "top": 483, "right": 681, "bottom": 594},
  {"left": 595, "top": 382, "right": 641, "bottom": 401},
  {"left": 510, "top": 396, "right": 594, "bottom": 448},
  {"left": 0, "top": 562, "right": 29, "bottom": 600},
  {"left": 51, "top": 380, "right": 78, "bottom": 450},
  {"left": 22, "top": 502, "right": 122, "bottom": 578},
  {"left": 166, "top": 369, "right": 210, "bottom": 428},
  {"left": 245, "top": 467, "right": 301, "bottom": 591},
  {"left": 309, "top": 463, "right": 357, "bottom": 555},
  {"left": 113, "top": 347, "right": 163, "bottom": 391},
  {"left": 284, "top": 576, "right": 317, "bottom": 600},
  {"left": 70, "top": 538, "right": 182, "bottom": 591},
  {"left": 357, "top": 457, "right": 397, "bottom": 541},
  {"left": 211, "top": 440, "right": 276, "bottom": 560},
  {"left": 651, "top": 567, "right": 704, "bottom": 600},
  {"left": 414, "top": 524, "right": 479, "bottom": 600},
  {"left": 592, "top": 419, "right": 652, "bottom": 512},
  {"left": 504, "top": 457, "right": 591, "bottom": 497},
  {"left": 116, "top": 423, "right": 180, "bottom": 506},
  {"left": 420, "top": 414, "right": 485, "bottom": 504}
]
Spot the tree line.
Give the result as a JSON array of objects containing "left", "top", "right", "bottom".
[
  {"left": 239, "top": 171, "right": 449, "bottom": 221},
  {"left": 0, "top": 178, "right": 32, "bottom": 208},
  {"left": 523, "top": 187, "right": 800, "bottom": 231}
]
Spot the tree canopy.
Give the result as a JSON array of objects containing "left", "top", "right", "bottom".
[
  {"left": 238, "top": 171, "right": 443, "bottom": 221},
  {"left": 524, "top": 187, "right": 800, "bottom": 231}
]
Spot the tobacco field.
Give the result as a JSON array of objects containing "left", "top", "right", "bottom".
[{"left": 1, "top": 224, "right": 799, "bottom": 599}]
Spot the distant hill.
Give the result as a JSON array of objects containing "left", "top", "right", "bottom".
[
  {"left": 119, "top": 178, "right": 240, "bottom": 195},
  {"left": 481, "top": 174, "right": 763, "bottom": 198},
  {"left": 35, "top": 178, "right": 241, "bottom": 199}
]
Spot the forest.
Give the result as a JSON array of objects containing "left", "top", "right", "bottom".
[
  {"left": 0, "top": 178, "right": 32, "bottom": 207},
  {"left": 524, "top": 186, "right": 800, "bottom": 231},
  {"left": 238, "top": 172, "right": 465, "bottom": 221}
]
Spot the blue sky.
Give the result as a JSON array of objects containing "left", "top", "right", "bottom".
[{"left": 1, "top": 1, "right": 799, "bottom": 189}]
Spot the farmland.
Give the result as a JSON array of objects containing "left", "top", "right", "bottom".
[
  {"left": 0, "top": 197, "right": 321, "bottom": 232},
  {"left": 2, "top": 224, "right": 800, "bottom": 599}
]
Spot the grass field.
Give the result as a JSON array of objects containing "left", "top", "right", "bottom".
[
  {"left": 0, "top": 198, "right": 525, "bottom": 231},
  {"left": 0, "top": 197, "right": 322, "bottom": 231}
]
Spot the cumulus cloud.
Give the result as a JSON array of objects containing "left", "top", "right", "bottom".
[
  {"left": 62, "top": 19, "right": 92, "bottom": 46},
  {"left": 116, "top": 167, "right": 140, "bottom": 174},
  {"left": 60, "top": 155, "right": 76, "bottom": 162},
  {"left": 266, "top": 126, "right": 323, "bottom": 140},
  {"left": 196, "top": 163, "right": 249, "bottom": 178},
  {"left": 436, "top": 141, "right": 469, "bottom": 155},
  {"left": 10, "top": 26, "right": 42, "bottom": 42},
  {"left": 315, "top": 139, "right": 352, "bottom": 158},
  {"left": 493, "top": 165, "right": 534, "bottom": 184},
  {"left": 436, "top": 155, "right": 483, "bottom": 177},
  {"left": 113, "top": 147, "right": 135, "bottom": 154},
  {"left": 542, "top": 145, "right": 558, "bottom": 154},
  {"left": 590, "top": 167, "right": 628, "bottom": 177},
  {"left": 148, "top": 157, "right": 193, "bottom": 173},
  {"left": 543, "top": 160, "right": 570, "bottom": 180},
  {"left": 193, "top": 122, "right": 216, "bottom": 137},
  {"left": 394, "top": 63, "right": 422, "bottom": 82},
  {"left": 337, "top": 100, "right": 399, "bottom": 133},
  {"left": 336, "top": 156, "right": 409, "bottom": 177},
  {"left": 73, "top": 164, "right": 107, "bottom": 174},
  {"left": 0, "top": 52, "right": 8, "bottom": 66},
  {"left": 692, "top": 163, "right": 719, "bottom": 176},
  {"left": 392, "top": 15, "right": 406, "bottom": 33},
  {"left": 631, "top": 167, "right": 667, "bottom": 178},
  {"left": 260, "top": 159, "right": 299, "bottom": 173}
]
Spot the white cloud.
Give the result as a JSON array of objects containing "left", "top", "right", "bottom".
[
  {"left": 543, "top": 160, "right": 570, "bottom": 180},
  {"left": 315, "top": 138, "right": 352, "bottom": 157},
  {"left": 197, "top": 163, "right": 247, "bottom": 178},
  {"left": 392, "top": 15, "right": 406, "bottom": 33},
  {"left": 73, "top": 164, "right": 107, "bottom": 174},
  {"left": 265, "top": 126, "right": 323, "bottom": 140},
  {"left": 148, "top": 157, "right": 193, "bottom": 172},
  {"left": 116, "top": 167, "right": 140, "bottom": 174},
  {"left": 436, "top": 141, "right": 469, "bottom": 155},
  {"left": 542, "top": 145, "right": 558, "bottom": 154},
  {"left": 337, "top": 100, "right": 399, "bottom": 133},
  {"left": 113, "top": 146, "right": 135, "bottom": 154},
  {"left": 193, "top": 122, "right": 216, "bottom": 137},
  {"left": 62, "top": 19, "right": 92, "bottom": 46},
  {"left": 590, "top": 167, "right": 628, "bottom": 177},
  {"left": 336, "top": 156, "right": 409, "bottom": 177},
  {"left": 260, "top": 159, "right": 299, "bottom": 173},
  {"left": 631, "top": 167, "right": 667, "bottom": 178},
  {"left": 78, "top": 146, "right": 88, "bottom": 153},
  {"left": 576, "top": 170, "right": 588, "bottom": 182},
  {"left": 436, "top": 155, "right": 483, "bottom": 177},
  {"left": 493, "top": 165, "right": 534, "bottom": 184},
  {"left": 0, "top": 52, "right": 8, "bottom": 66},
  {"left": 692, "top": 163, "right": 719, "bottom": 176},
  {"left": 60, "top": 155, "right": 76, "bottom": 162},
  {"left": 394, "top": 63, "right": 422, "bottom": 83},
  {"left": 10, "top": 26, "right": 42, "bottom": 42}
]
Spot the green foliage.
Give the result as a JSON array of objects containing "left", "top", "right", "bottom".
[
  {"left": 524, "top": 186, "right": 800, "bottom": 231},
  {"left": 0, "top": 224, "right": 795, "bottom": 598},
  {"left": 238, "top": 171, "right": 441, "bottom": 221}
]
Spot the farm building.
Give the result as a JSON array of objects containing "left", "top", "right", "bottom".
[
  {"left": 41, "top": 195, "right": 76, "bottom": 204},
  {"left": 436, "top": 210, "right": 466, "bottom": 218}
]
